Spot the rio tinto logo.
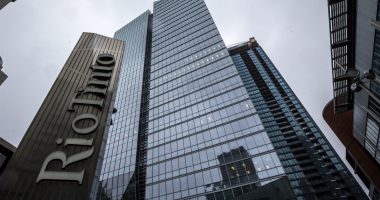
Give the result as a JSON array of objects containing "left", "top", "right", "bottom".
[{"left": 36, "top": 54, "right": 115, "bottom": 184}]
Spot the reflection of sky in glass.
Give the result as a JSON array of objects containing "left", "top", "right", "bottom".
[{"left": 98, "top": 11, "right": 151, "bottom": 199}]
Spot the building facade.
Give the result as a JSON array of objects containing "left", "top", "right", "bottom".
[
  {"left": 325, "top": 0, "right": 380, "bottom": 198},
  {"left": 98, "top": 0, "right": 289, "bottom": 199},
  {"left": 229, "top": 38, "right": 366, "bottom": 199},
  {"left": 0, "top": 137, "right": 16, "bottom": 175},
  {"left": 0, "top": 32, "right": 125, "bottom": 200},
  {"left": 144, "top": 0, "right": 288, "bottom": 199},
  {"left": 98, "top": 11, "right": 152, "bottom": 199},
  {"left": 0, "top": 56, "right": 8, "bottom": 86},
  {"left": 96, "top": 0, "right": 367, "bottom": 199}
]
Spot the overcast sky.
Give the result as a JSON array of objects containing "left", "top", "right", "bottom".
[{"left": 0, "top": 0, "right": 368, "bottom": 192}]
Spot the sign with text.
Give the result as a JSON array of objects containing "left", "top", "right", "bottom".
[{"left": 0, "top": 33, "right": 125, "bottom": 200}]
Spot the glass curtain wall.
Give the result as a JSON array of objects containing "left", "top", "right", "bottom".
[{"left": 144, "top": 0, "right": 285, "bottom": 199}]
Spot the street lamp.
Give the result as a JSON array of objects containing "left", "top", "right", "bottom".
[
  {"left": 334, "top": 59, "right": 380, "bottom": 106},
  {"left": 339, "top": 66, "right": 380, "bottom": 124}
]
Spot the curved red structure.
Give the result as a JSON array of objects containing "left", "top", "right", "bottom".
[{"left": 323, "top": 99, "right": 380, "bottom": 194}]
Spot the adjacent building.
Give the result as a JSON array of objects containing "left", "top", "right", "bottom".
[
  {"left": 97, "top": 0, "right": 367, "bottom": 199},
  {"left": 0, "top": 0, "right": 15, "bottom": 83},
  {"left": 229, "top": 38, "right": 366, "bottom": 199},
  {"left": 0, "top": 56, "right": 8, "bottom": 86},
  {"left": 0, "top": 137, "right": 16, "bottom": 175},
  {"left": 0, "top": 0, "right": 15, "bottom": 10},
  {"left": 325, "top": 0, "right": 380, "bottom": 199}
]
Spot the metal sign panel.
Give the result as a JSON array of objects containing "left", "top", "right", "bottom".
[{"left": 0, "top": 32, "right": 125, "bottom": 200}]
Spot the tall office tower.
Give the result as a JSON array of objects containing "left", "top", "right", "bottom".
[
  {"left": 0, "top": 56, "right": 8, "bottom": 85},
  {"left": 144, "top": 0, "right": 289, "bottom": 199},
  {"left": 324, "top": 0, "right": 380, "bottom": 198},
  {"left": 229, "top": 38, "right": 367, "bottom": 199},
  {"left": 96, "top": 0, "right": 368, "bottom": 200},
  {"left": 0, "top": 0, "right": 15, "bottom": 10},
  {"left": 97, "top": 0, "right": 294, "bottom": 199}
]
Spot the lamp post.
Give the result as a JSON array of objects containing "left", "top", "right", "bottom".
[{"left": 345, "top": 67, "right": 380, "bottom": 121}]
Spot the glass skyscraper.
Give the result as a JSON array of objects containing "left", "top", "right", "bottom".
[
  {"left": 145, "top": 0, "right": 286, "bottom": 199},
  {"left": 98, "top": 11, "right": 152, "bottom": 199},
  {"left": 96, "top": 0, "right": 367, "bottom": 199},
  {"left": 229, "top": 38, "right": 366, "bottom": 199}
]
